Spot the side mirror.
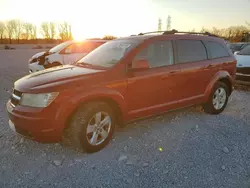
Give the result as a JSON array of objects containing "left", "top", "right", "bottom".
[{"left": 131, "top": 59, "right": 149, "bottom": 70}]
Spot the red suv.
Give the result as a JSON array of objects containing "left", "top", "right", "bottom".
[{"left": 6, "top": 30, "right": 236, "bottom": 153}]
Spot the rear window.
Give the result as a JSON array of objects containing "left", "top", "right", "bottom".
[
  {"left": 205, "top": 41, "right": 230, "bottom": 59},
  {"left": 176, "top": 40, "right": 207, "bottom": 63}
]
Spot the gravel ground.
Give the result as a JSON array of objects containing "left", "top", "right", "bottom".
[{"left": 0, "top": 49, "right": 250, "bottom": 188}]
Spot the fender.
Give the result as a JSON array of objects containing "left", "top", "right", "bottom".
[
  {"left": 204, "top": 71, "right": 233, "bottom": 102},
  {"left": 55, "top": 87, "right": 128, "bottom": 129}
]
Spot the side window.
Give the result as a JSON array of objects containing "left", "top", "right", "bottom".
[
  {"left": 176, "top": 40, "right": 207, "bottom": 63},
  {"left": 134, "top": 40, "right": 174, "bottom": 68},
  {"left": 64, "top": 43, "right": 78, "bottom": 54},
  {"left": 79, "top": 42, "right": 103, "bottom": 53},
  {"left": 205, "top": 41, "right": 230, "bottom": 59}
]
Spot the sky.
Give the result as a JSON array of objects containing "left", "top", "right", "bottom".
[{"left": 0, "top": 0, "right": 249, "bottom": 40}]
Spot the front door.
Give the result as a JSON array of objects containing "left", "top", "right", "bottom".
[{"left": 127, "top": 40, "right": 181, "bottom": 119}]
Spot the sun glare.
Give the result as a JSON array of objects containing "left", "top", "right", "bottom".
[{"left": 0, "top": 0, "right": 201, "bottom": 39}]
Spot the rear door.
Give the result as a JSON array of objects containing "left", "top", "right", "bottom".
[
  {"left": 127, "top": 40, "right": 181, "bottom": 119},
  {"left": 174, "top": 39, "right": 210, "bottom": 104},
  {"left": 204, "top": 40, "right": 235, "bottom": 77}
]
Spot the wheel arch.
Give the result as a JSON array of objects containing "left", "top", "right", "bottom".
[
  {"left": 204, "top": 71, "right": 233, "bottom": 102},
  {"left": 63, "top": 91, "right": 127, "bottom": 130}
]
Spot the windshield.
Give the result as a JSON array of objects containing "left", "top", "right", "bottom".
[
  {"left": 49, "top": 41, "right": 72, "bottom": 53},
  {"left": 229, "top": 43, "right": 244, "bottom": 51},
  {"left": 238, "top": 45, "right": 250, "bottom": 55},
  {"left": 77, "top": 40, "right": 139, "bottom": 68},
  {"left": 241, "top": 44, "right": 250, "bottom": 50}
]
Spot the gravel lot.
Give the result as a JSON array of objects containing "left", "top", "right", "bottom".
[{"left": 0, "top": 49, "right": 250, "bottom": 188}]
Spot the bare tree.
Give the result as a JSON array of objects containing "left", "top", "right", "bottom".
[
  {"left": 211, "top": 27, "right": 220, "bottom": 36},
  {"left": 58, "top": 21, "right": 72, "bottom": 41},
  {"left": 5, "top": 20, "right": 16, "bottom": 44},
  {"left": 40, "top": 22, "right": 50, "bottom": 39},
  {"left": 23, "top": 22, "right": 33, "bottom": 40},
  {"left": 41, "top": 22, "right": 56, "bottom": 40},
  {"left": 102, "top": 35, "right": 117, "bottom": 40},
  {"left": 7, "top": 20, "right": 23, "bottom": 44},
  {"left": 203, "top": 25, "right": 249, "bottom": 42},
  {"left": 15, "top": 20, "right": 23, "bottom": 43},
  {"left": 31, "top": 24, "right": 37, "bottom": 40},
  {"left": 49, "top": 22, "right": 56, "bottom": 39},
  {"left": 0, "top": 21, "right": 5, "bottom": 44}
]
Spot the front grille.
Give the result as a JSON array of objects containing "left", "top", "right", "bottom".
[
  {"left": 10, "top": 89, "right": 22, "bottom": 106},
  {"left": 237, "top": 67, "right": 250, "bottom": 74}
]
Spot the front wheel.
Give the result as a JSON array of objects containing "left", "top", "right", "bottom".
[
  {"left": 63, "top": 102, "right": 115, "bottom": 153},
  {"left": 203, "top": 81, "right": 229, "bottom": 114}
]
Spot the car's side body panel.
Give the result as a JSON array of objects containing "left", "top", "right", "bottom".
[{"left": 7, "top": 34, "right": 237, "bottom": 143}]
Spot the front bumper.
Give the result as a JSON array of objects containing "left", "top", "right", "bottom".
[
  {"left": 6, "top": 100, "right": 64, "bottom": 143},
  {"left": 236, "top": 72, "right": 250, "bottom": 85}
]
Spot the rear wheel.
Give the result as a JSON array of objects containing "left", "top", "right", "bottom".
[
  {"left": 203, "top": 81, "right": 229, "bottom": 114},
  {"left": 63, "top": 102, "right": 115, "bottom": 153}
]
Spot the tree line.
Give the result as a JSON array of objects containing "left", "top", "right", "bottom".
[
  {"left": 0, "top": 20, "right": 73, "bottom": 44},
  {"left": 200, "top": 23, "right": 250, "bottom": 42},
  {"left": 157, "top": 18, "right": 250, "bottom": 43},
  {"left": 1, "top": 18, "right": 249, "bottom": 44}
]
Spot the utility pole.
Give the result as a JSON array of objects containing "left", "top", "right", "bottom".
[
  {"left": 167, "top": 15, "right": 171, "bottom": 31},
  {"left": 158, "top": 18, "right": 162, "bottom": 31}
]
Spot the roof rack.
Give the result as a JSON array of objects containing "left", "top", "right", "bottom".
[{"left": 137, "top": 29, "right": 219, "bottom": 37}]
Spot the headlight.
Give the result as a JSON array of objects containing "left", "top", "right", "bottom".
[{"left": 20, "top": 92, "right": 59, "bottom": 108}]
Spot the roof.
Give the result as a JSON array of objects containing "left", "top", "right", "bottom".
[
  {"left": 115, "top": 30, "right": 221, "bottom": 42},
  {"left": 85, "top": 39, "right": 109, "bottom": 42},
  {"left": 71, "top": 39, "right": 108, "bottom": 43},
  {"left": 116, "top": 35, "right": 155, "bottom": 41}
]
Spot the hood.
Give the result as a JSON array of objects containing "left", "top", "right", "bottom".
[
  {"left": 15, "top": 65, "right": 104, "bottom": 92},
  {"left": 31, "top": 51, "right": 46, "bottom": 59},
  {"left": 235, "top": 55, "right": 250, "bottom": 68}
]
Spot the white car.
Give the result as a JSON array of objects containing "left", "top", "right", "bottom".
[
  {"left": 235, "top": 45, "right": 250, "bottom": 85},
  {"left": 29, "top": 40, "right": 107, "bottom": 73}
]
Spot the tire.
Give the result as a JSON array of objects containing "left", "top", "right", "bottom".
[
  {"left": 62, "top": 102, "right": 115, "bottom": 153},
  {"left": 203, "top": 81, "right": 229, "bottom": 114}
]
